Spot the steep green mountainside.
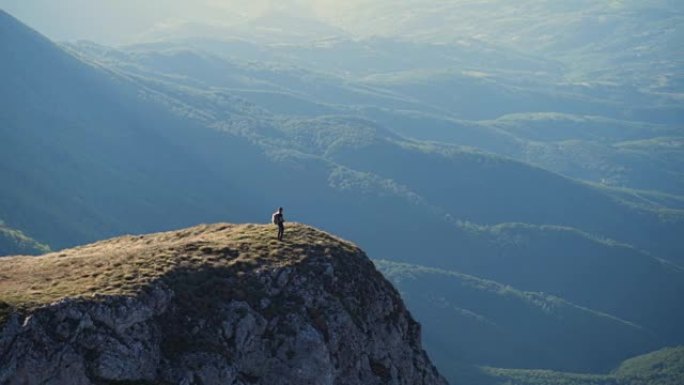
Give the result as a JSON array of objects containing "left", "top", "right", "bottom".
[
  {"left": 0, "top": 10, "right": 263, "bottom": 250},
  {"left": 0, "top": 10, "right": 440, "bottom": 255}
]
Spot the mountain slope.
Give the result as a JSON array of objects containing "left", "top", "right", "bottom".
[
  {"left": 0, "top": 10, "right": 461, "bottom": 260},
  {"left": 460, "top": 223, "right": 684, "bottom": 328},
  {"left": 287, "top": 116, "right": 684, "bottom": 263},
  {"left": 0, "top": 9, "right": 264, "bottom": 251},
  {"left": 388, "top": 112, "right": 684, "bottom": 197},
  {"left": 0, "top": 223, "right": 447, "bottom": 385},
  {"left": 71, "top": 40, "right": 684, "bottom": 264},
  {"left": 376, "top": 260, "right": 657, "bottom": 374}
]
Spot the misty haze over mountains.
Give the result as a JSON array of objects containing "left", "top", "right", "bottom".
[{"left": 1, "top": 1, "right": 683, "bottom": 384}]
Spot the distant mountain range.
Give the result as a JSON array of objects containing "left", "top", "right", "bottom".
[
  {"left": 1, "top": 7, "right": 683, "bottom": 384},
  {"left": 311, "top": 0, "right": 684, "bottom": 91}
]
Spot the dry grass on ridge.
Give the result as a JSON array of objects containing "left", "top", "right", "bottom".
[{"left": 0, "top": 223, "right": 357, "bottom": 312}]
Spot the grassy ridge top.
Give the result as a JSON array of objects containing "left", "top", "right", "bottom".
[{"left": 0, "top": 223, "right": 358, "bottom": 311}]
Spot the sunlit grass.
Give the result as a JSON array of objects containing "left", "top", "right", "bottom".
[{"left": 0, "top": 222, "right": 358, "bottom": 320}]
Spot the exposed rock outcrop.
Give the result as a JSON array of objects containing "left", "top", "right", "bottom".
[{"left": 0, "top": 223, "right": 447, "bottom": 385}]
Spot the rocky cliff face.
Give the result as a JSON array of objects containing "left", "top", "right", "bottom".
[{"left": 0, "top": 223, "right": 447, "bottom": 385}]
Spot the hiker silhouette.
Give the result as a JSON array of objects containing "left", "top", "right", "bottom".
[{"left": 272, "top": 207, "right": 285, "bottom": 241}]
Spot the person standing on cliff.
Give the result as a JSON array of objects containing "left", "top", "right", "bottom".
[{"left": 272, "top": 207, "right": 285, "bottom": 241}]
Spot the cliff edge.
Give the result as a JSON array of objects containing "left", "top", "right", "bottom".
[{"left": 0, "top": 223, "right": 447, "bottom": 385}]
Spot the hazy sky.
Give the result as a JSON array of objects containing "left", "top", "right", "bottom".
[
  {"left": 0, "top": 0, "right": 362, "bottom": 44},
  {"left": 1, "top": 0, "right": 679, "bottom": 52}
]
